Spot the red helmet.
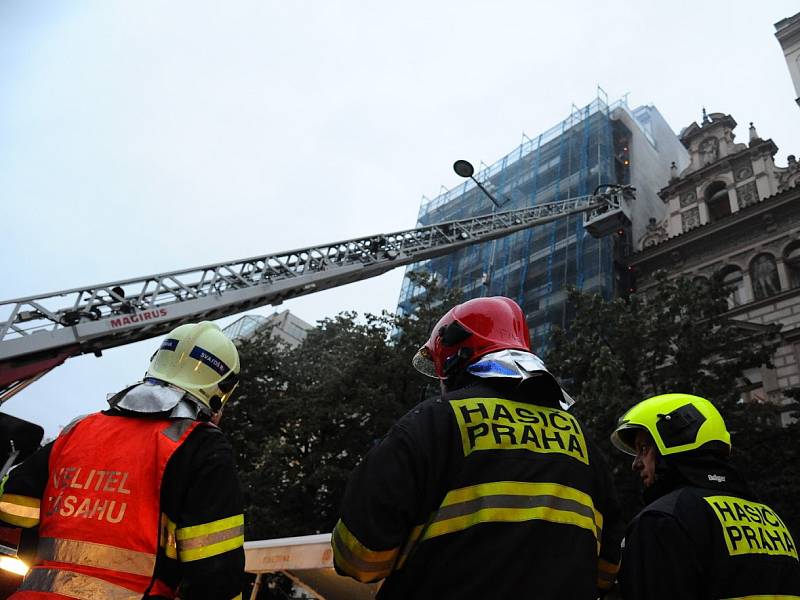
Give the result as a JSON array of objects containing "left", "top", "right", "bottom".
[{"left": 413, "top": 296, "right": 532, "bottom": 379}]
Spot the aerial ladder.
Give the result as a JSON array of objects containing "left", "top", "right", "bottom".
[{"left": 0, "top": 182, "right": 634, "bottom": 404}]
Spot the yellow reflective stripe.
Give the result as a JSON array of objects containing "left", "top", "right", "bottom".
[
  {"left": 179, "top": 534, "right": 243, "bottom": 562},
  {"left": 231, "top": 595, "right": 242, "bottom": 600},
  {"left": 37, "top": 537, "right": 156, "bottom": 577},
  {"left": 597, "top": 557, "right": 619, "bottom": 590},
  {"left": 0, "top": 494, "right": 41, "bottom": 527},
  {"left": 20, "top": 567, "right": 141, "bottom": 599},
  {"left": 176, "top": 514, "right": 244, "bottom": 562},
  {"left": 422, "top": 481, "right": 602, "bottom": 546},
  {"left": 331, "top": 519, "right": 399, "bottom": 582},
  {"left": 176, "top": 514, "right": 243, "bottom": 541},
  {"left": 160, "top": 513, "right": 178, "bottom": 560},
  {"left": 438, "top": 480, "right": 602, "bottom": 532},
  {"left": 179, "top": 525, "right": 244, "bottom": 551}
]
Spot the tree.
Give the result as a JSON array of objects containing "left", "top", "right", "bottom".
[
  {"left": 546, "top": 271, "right": 787, "bottom": 524},
  {"left": 228, "top": 312, "right": 397, "bottom": 540},
  {"left": 227, "top": 270, "right": 462, "bottom": 544},
  {"left": 222, "top": 325, "right": 290, "bottom": 539}
]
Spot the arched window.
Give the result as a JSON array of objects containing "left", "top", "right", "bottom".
[
  {"left": 784, "top": 241, "right": 800, "bottom": 289},
  {"left": 750, "top": 254, "right": 781, "bottom": 300},
  {"left": 720, "top": 266, "right": 745, "bottom": 307},
  {"left": 705, "top": 181, "right": 731, "bottom": 222}
]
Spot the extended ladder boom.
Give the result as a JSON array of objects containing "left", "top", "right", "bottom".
[{"left": 0, "top": 186, "right": 632, "bottom": 398}]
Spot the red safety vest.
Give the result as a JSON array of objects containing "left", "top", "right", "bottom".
[{"left": 12, "top": 413, "right": 204, "bottom": 600}]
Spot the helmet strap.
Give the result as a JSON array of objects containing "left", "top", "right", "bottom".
[{"left": 443, "top": 347, "right": 473, "bottom": 377}]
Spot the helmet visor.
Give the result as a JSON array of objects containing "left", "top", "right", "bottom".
[
  {"left": 610, "top": 423, "right": 640, "bottom": 456},
  {"left": 216, "top": 371, "right": 240, "bottom": 406},
  {"left": 412, "top": 347, "right": 438, "bottom": 378}
]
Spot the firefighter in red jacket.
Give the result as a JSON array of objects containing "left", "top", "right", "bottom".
[
  {"left": 611, "top": 393, "right": 800, "bottom": 599},
  {"left": 332, "top": 297, "right": 623, "bottom": 599},
  {"left": 0, "top": 321, "right": 246, "bottom": 599}
]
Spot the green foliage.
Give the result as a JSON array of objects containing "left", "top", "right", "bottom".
[
  {"left": 226, "top": 263, "right": 797, "bottom": 575},
  {"left": 725, "top": 398, "right": 800, "bottom": 535},
  {"left": 547, "top": 271, "right": 791, "bottom": 526},
  {"left": 225, "top": 271, "right": 460, "bottom": 542}
]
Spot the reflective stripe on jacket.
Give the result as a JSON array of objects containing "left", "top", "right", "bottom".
[
  {"left": 333, "top": 380, "right": 623, "bottom": 599},
  {"left": 12, "top": 413, "right": 203, "bottom": 599}
]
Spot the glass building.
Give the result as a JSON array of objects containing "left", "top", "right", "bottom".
[{"left": 397, "top": 93, "right": 687, "bottom": 351}]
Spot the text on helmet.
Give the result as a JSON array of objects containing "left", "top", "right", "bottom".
[{"left": 189, "top": 346, "right": 230, "bottom": 376}]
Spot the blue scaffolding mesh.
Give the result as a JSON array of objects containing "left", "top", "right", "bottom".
[{"left": 397, "top": 94, "right": 625, "bottom": 351}]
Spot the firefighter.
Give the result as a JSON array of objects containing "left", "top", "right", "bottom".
[
  {"left": 611, "top": 393, "right": 800, "bottom": 599},
  {"left": 332, "top": 296, "right": 623, "bottom": 599},
  {"left": 0, "top": 321, "right": 246, "bottom": 599}
]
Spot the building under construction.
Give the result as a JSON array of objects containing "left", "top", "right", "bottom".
[{"left": 397, "top": 92, "right": 688, "bottom": 350}]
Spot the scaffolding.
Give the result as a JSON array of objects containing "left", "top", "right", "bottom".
[{"left": 397, "top": 91, "right": 625, "bottom": 351}]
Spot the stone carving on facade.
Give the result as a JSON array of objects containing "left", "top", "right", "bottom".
[
  {"left": 736, "top": 181, "right": 759, "bottom": 209},
  {"left": 679, "top": 190, "right": 697, "bottom": 208},
  {"left": 732, "top": 156, "right": 754, "bottom": 182},
  {"left": 735, "top": 165, "right": 754, "bottom": 181},
  {"left": 751, "top": 254, "right": 782, "bottom": 300},
  {"left": 777, "top": 155, "right": 800, "bottom": 192},
  {"left": 699, "top": 137, "right": 719, "bottom": 165},
  {"left": 639, "top": 217, "right": 669, "bottom": 250},
  {"left": 681, "top": 206, "right": 701, "bottom": 232}
]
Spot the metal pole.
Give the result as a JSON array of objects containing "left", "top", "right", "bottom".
[
  {"left": 249, "top": 573, "right": 263, "bottom": 600},
  {"left": 485, "top": 204, "right": 498, "bottom": 296},
  {"left": 0, "top": 367, "right": 54, "bottom": 406},
  {"left": 470, "top": 176, "right": 504, "bottom": 209}
]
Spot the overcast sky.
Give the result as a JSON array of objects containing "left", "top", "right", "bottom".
[{"left": 2, "top": 1, "right": 799, "bottom": 436}]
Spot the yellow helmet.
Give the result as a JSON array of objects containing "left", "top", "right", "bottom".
[
  {"left": 146, "top": 321, "right": 240, "bottom": 412},
  {"left": 611, "top": 393, "right": 731, "bottom": 457}
]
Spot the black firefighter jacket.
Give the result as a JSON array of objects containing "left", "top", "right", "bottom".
[
  {"left": 619, "top": 472, "right": 800, "bottom": 600},
  {"left": 0, "top": 409, "right": 246, "bottom": 600},
  {"left": 332, "top": 378, "right": 624, "bottom": 600}
]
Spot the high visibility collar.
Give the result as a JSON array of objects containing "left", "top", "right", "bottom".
[
  {"left": 107, "top": 381, "right": 209, "bottom": 419},
  {"left": 466, "top": 350, "right": 575, "bottom": 410}
]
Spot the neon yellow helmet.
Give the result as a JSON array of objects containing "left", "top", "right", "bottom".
[
  {"left": 146, "top": 321, "right": 240, "bottom": 412},
  {"left": 611, "top": 393, "right": 731, "bottom": 457}
]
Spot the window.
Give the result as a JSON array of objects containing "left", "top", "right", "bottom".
[
  {"left": 705, "top": 181, "right": 731, "bottom": 222},
  {"left": 784, "top": 241, "right": 800, "bottom": 289},
  {"left": 720, "top": 266, "right": 745, "bottom": 307},
  {"left": 750, "top": 254, "right": 781, "bottom": 300}
]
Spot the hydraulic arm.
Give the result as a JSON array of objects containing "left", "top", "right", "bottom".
[{"left": 0, "top": 185, "right": 633, "bottom": 402}]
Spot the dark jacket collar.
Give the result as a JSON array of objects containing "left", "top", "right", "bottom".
[{"left": 643, "top": 451, "right": 753, "bottom": 504}]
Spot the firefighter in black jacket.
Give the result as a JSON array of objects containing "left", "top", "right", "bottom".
[
  {"left": 332, "top": 296, "right": 623, "bottom": 599},
  {"left": 0, "top": 322, "right": 245, "bottom": 599},
  {"left": 611, "top": 393, "right": 800, "bottom": 599}
]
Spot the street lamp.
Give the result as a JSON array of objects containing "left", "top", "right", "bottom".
[
  {"left": 453, "top": 159, "right": 507, "bottom": 296},
  {"left": 453, "top": 160, "right": 508, "bottom": 209}
]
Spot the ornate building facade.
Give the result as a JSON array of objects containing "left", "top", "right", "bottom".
[{"left": 629, "top": 111, "right": 800, "bottom": 420}]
